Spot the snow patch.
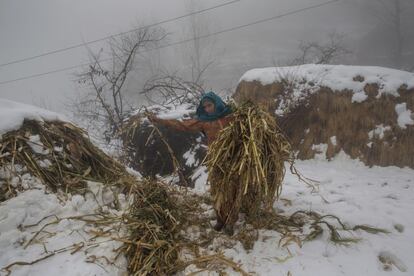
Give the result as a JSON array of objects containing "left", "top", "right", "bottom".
[
  {"left": 312, "top": 143, "right": 328, "bottom": 160},
  {"left": 352, "top": 91, "right": 368, "bottom": 103},
  {"left": 330, "top": 136, "right": 337, "bottom": 146},
  {"left": 395, "top": 103, "right": 414, "bottom": 129},
  {"left": 368, "top": 124, "right": 392, "bottom": 139},
  {"left": 0, "top": 98, "right": 68, "bottom": 136}
]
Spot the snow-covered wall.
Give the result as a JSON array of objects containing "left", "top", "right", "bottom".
[
  {"left": 240, "top": 64, "right": 414, "bottom": 98},
  {"left": 235, "top": 64, "right": 414, "bottom": 168}
]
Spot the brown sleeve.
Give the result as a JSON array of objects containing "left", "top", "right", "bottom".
[{"left": 155, "top": 118, "right": 203, "bottom": 132}]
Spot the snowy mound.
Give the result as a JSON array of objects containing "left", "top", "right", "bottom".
[
  {"left": 235, "top": 65, "right": 414, "bottom": 168},
  {"left": 239, "top": 64, "right": 414, "bottom": 98},
  {"left": 0, "top": 99, "right": 68, "bottom": 136}
]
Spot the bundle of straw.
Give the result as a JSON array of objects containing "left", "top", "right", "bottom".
[
  {"left": 122, "top": 180, "right": 250, "bottom": 275},
  {"left": 123, "top": 180, "right": 181, "bottom": 275},
  {"left": 204, "top": 102, "right": 294, "bottom": 222},
  {"left": 0, "top": 119, "right": 128, "bottom": 201}
]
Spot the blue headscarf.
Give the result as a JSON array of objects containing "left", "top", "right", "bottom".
[{"left": 196, "top": 91, "right": 232, "bottom": 122}]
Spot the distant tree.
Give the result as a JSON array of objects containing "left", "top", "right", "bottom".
[
  {"left": 139, "top": 72, "right": 204, "bottom": 106},
  {"left": 139, "top": 2, "right": 221, "bottom": 107},
  {"left": 73, "top": 26, "right": 166, "bottom": 135},
  {"left": 289, "top": 32, "right": 351, "bottom": 65}
]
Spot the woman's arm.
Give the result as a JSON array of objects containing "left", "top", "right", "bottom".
[{"left": 148, "top": 114, "right": 203, "bottom": 132}]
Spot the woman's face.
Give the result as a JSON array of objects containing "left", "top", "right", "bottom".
[{"left": 203, "top": 100, "right": 215, "bottom": 115}]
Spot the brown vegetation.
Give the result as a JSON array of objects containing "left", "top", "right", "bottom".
[{"left": 234, "top": 80, "right": 414, "bottom": 168}]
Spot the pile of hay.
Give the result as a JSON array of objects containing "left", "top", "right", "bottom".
[
  {"left": 120, "top": 179, "right": 249, "bottom": 275},
  {"left": 122, "top": 180, "right": 180, "bottom": 275},
  {"left": 0, "top": 119, "right": 128, "bottom": 201},
  {"left": 205, "top": 102, "right": 295, "bottom": 222}
]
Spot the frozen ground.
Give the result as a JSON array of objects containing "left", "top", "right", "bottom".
[
  {"left": 0, "top": 182, "right": 128, "bottom": 276},
  {"left": 1, "top": 152, "right": 413, "bottom": 275}
]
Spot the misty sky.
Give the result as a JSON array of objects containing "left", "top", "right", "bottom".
[{"left": 0, "top": 0, "right": 413, "bottom": 113}]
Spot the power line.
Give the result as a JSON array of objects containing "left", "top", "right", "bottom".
[
  {"left": 0, "top": 0, "right": 340, "bottom": 86},
  {"left": 0, "top": 0, "right": 241, "bottom": 68}
]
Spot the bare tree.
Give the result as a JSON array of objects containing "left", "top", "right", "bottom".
[
  {"left": 137, "top": 2, "right": 222, "bottom": 107},
  {"left": 74, "top": 26, "right": 166, "bottom": 135},
  {"left": 140, "top": 72, "right": 204, "bottom": 106},
  {"left": 290, "top": 32, "right": 351, "bottom": 65}
]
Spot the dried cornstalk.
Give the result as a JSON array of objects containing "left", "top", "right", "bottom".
[{"left": 204, "top": 102, "right": 294, "bottom": 223}]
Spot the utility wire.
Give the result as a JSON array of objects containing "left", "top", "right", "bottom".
[
  {"left": 0, "top": 0, "right": 241, "bottom": 68},
  {"left": 0, "top": 0, "right": 340, "bottom": 86}
]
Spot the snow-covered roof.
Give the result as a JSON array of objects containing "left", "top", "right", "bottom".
[
  {"left": 0, "top": 99, "right": 67, "bottom": 136},
  {"left": 239, "top": 64, "right": 414, "bottom": 97}
]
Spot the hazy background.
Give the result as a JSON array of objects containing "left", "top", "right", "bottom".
[{"left": 1, "top": 0, "right": 413, "bottom": 113}]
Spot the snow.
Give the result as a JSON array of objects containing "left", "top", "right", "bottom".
[
  {"left": 330, "top": 136, "right": 337, "bottom": 146},
  {"left": 27, "top": 135, "right": 50, "bottom": 155},
  {"left": 0, "top": 98, "right": 68, "bottom": 136},
  {"left": 240, "top": 65, "right": 414, "bottom": 104},
  {"left": 352, "top": 91, "right": 368, "bottom": 103},
  {"left": 134, "top": 102, "right": 195, "bottom": 122},
  {"left": 191, "top": 165, "right": 209, "bottom": 194},
  {"left": 395, "top": 103, "right": 414, "bottom": 129},
  {"left": 368, "top": 124, "right": 392, "bottom": 140},
  {"left": 0, "top": 182, "right": 127, "bottom": 276}
]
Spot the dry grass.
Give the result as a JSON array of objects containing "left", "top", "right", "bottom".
[
  {"left": 119, "top": 179, "right": 250, "bottom": 275},
  {"left": 0, "top": 119, "right": 129, "bottom": 201}
]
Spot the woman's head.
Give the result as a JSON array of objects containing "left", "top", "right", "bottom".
[
  {"left": 202, "top": 99, "right": 215, "bottom": 114},
  {"left": 196, "top": 91, "right": 232, "bottom": 122}
]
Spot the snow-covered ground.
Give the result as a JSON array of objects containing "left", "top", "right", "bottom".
[
  {"left": 1, "top": 152, "right": 413, "bottom": 275},
  {"left": 0, "top": 181, "right": 128, "bottom": 276},
  {"left": 215, "top": 152, "right": 414, "bottom": 275}
]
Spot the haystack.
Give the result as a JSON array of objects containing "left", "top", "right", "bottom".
[
  {"left": 204, "top": 102, "right": 295, "bottom": 223},
  {"left": 120, "top": 179, "right": 249, "bottom": 275},
  {"left": 0, "top": 119, "right": 128, "bottom": 201},
  {"left": 234, "top": 65, "right": 414, "bottom": 168},
  {"left": 122, "top": 179, "right": 180, "bottom": 275}
]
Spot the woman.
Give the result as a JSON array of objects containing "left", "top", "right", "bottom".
[{"left": 148, "top": 91, "right": 235, "bottom": 234}]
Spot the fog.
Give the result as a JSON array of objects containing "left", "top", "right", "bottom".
[{"left": 1, "top": 0, "right": 413, "bottom": 112}]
